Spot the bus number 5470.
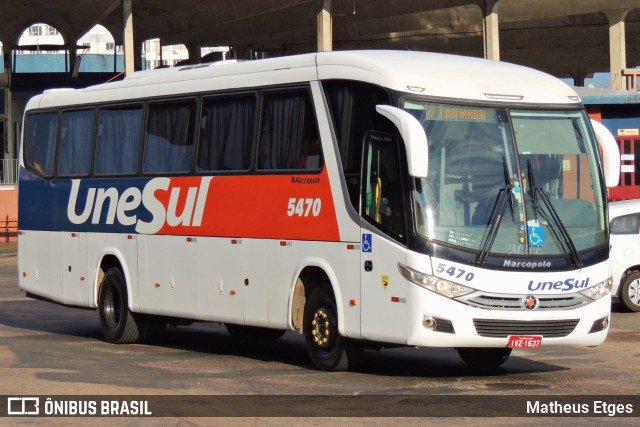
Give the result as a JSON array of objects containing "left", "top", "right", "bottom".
[{"left": 287, "top": 198, "right": 321, "bottom": 217}]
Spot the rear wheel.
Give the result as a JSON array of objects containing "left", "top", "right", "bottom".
[
  {"left": 456, "top": 347, "right": 512, "bottom": 368},
  {"left": 304, "top": 285, "right": 363, "bottom": 371},
  {"left": 619, "top": 271, "right": 640, "bottom": 312},
  {"left": 98, "top": 267, "right": 144, "bottom": 344}
]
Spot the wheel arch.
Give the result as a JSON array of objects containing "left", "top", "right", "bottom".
[
  {"left": 288, "top": 258, "right": 346, "bottom": 336},
  {"left": 618, "top": 267, "right": 640, "bottom": 297},
  {"left": 93, "top": 248, "right": 135, "bottom": 311}
]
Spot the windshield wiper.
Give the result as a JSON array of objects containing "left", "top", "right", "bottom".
[
  {"left": 503, "top": 157, "right": 515, "bottom": 221},
  {"left": 476, "top": 158, "right": 514, "bottom": 265},
  {"left": 527, "top": 159, "right": 539, "bottom": 221},
  {"left": 526, "top": 160, "right": 582, "bottom": 267}
]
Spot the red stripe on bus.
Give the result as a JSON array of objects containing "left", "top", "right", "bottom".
[{"left": 155, "top": 169, "right": 340, "bottom": 241}]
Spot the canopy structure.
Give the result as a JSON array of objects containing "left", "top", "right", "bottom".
[{"left": 0, "top": 0, "right": 638, "bottom": 88}]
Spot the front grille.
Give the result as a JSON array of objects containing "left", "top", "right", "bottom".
[
  {"left": 473, "top": 319, "right": 579, "bottom": 338},
  {"left": 461, "top": 293, "right": 589, "bottom": 310}
]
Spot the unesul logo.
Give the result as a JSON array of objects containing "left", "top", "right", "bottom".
[{"left": 66, "top": 177, "right": 212, "bottom": 234}]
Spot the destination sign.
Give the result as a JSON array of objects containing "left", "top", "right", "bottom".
[{"left": 424, "top": 105, "right": 496, "bottom": 122}]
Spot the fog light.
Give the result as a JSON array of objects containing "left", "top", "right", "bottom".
[
  {"left": 423, "top": 316, "right": 436, "bottom": 328},
  {"left": 422, "top": 316, "right": 455, "bottom": 334},
  {"left": 589, "top": 316, "right": 609, "bottom": 333}
]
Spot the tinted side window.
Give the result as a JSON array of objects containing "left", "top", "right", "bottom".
[
  {"left": 58, "top": 109, "right": 94, "bottom": 177},
  {"left": 257, "top": 91, "right": 321, "bottom": 171},
  {"left": 25, "top": 112, "right": 58, "bottom": 177},
  {"left": 323, "top": 81, "right": 391, "bottom": 173},
  {"left": 143, "top": 101, "right": 196, "bottom": 174},
  {"left": 362, "top": 132, "right": 407, "bottom": 243},
  {"left": 94, "top": 106, "right": 143, "bottom": 175},
  {"left": 322, "top": 81, "right": 391, "bottom": 209},
  {"left": 611, "top": 214, "right": 640, "bottom": 235},
  {"left": 197, "top": 96, "right": 255, "bottom": 172}
]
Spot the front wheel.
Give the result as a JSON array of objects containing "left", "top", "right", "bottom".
[
  {"left": 304, "top": 285, "right": 363, "bottom": 371},
  {"left": 619, "top": 272, "right": 640, "bottom": 312},
  {"left": 98, "top": 267, "right": 144, "bottom": 344},
  {"left": 456, "top": 347, "right": 512, "bottom": 368}
]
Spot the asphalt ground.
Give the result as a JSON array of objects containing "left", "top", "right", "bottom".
[{"left": 0, "top": 252, "right": 638, "bottom": 426}]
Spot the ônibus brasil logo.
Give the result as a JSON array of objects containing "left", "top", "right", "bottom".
[{"left": 66, "top": 177, "right": 212, "bottom": 234}]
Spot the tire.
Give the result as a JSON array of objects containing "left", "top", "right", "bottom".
[
  {"left": 98, "top": 267, "right": 144, "bottom": 344},
  {"left": 225, "top": 324, "right": 286, "bottom": 340},
  {"left": 619, "top": 271, "right": 640, "bottom": 312},
  {"left": 456, "top": 347, "right": 512, "bottom": 368},
  {"left": 304, "top": 285, "right": 363, "bottom": 371}
]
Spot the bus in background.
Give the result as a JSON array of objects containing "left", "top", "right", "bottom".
[{"left": 18, "top": 51, "right": 620, "bottom": 371}]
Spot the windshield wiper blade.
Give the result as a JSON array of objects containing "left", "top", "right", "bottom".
[
  {"left": 476, "top": 158, "right": 514, "bottom": 265},
  {"left": 535, "top": 188, "right": 583, "bottom": 267},
  {"left": 527, "top": 159, "right": 539, "bottom": 221},
  {"left": 526, "top": 160, "right": 582, "bottom": 267},
  {"left": 503, "top": 157, "right": 515, "bottom": 221},
  {"left": 476, "top": 189, "right": 509, "bottom": 265}
]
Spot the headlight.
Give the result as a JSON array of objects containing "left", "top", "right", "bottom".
[
  {"left": 579, "top": 277, "right": 613, "bottom": 301},
  {"left": 398, "top": 263, "right": 474, "bottom": 298}
]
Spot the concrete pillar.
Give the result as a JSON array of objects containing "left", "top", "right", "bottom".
[
  {"left": 0, "top": 45, "right": 11, "bottom": 87},
  {"left": 134, "top": 42, "right": 143, "bottom": 70},
  {"left": 68, "top": 43, "right": 78, "bottom": 77},
  {"left": 317, "top": 0, "right": 332, "bottom": 52},
  {"left": 605, "top": 9, "right": 630, "bottom": 91},
  {"left": 122, "top": 0, "right": 135, "bottom": 76},
  {"left": 483, "top": 0, "right": 500, "bottom": 61},
  {"left": 186, "top": 43, "right": 202, "bottom": 65}
]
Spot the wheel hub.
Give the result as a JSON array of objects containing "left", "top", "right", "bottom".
[
  {"left": 311, "top": 308, "right": 331, "bottom": 347},
  {"left": 630, "top": 279, "right": 640, "bottom": 306}
]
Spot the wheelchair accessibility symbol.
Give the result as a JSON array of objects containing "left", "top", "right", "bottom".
[
  {"left": 362, "top": 234, "right": 372, "bottom": 252},
  {"left": 528, "top": 226, "right": 544, "bottom": 247}
]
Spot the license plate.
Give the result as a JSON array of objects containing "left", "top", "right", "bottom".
[{"left": 508, "top": 335, "right": 542, "bottom": 349}]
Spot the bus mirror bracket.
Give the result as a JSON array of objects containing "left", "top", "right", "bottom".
[
  {"left": 590, "top": 119, "right": 620, "bottom": 188},
  {"left": 376, "top": 105, "right": 429, "bottom": 178}
]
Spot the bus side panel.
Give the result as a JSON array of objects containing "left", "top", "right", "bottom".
[
  {"left": 269, "top": 240, "right": 359, "bottom": 336},
  {"left": 308, "top": 82, "right": 362, "bottom": 336},
  {"left": 61, "top": 231, "right": 89, "bottom": 306},
  {"left": 242, "top": 239, "right": 271, "bottom": 327},
  {"left": 196, "top": 236, "right": 244, "bottom": 323},
  {"left": 88, "top": 233, "right": 139, "bottom": 310},
  {"left": 137, "top": 234, "right": 197, "bottom": 317},
  {"left": 360, "top": 231, "right": 409, "bottom": 345},
  {"left": 18, "top": 230, "right": 64, "bottom": 304}
]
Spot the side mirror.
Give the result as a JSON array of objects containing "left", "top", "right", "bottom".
[
  {"left": 590, "top": 119, "right": 620, "bottom": 188},
  {"left": 376, "top": 105, "right": 429, "bottom": 178}
]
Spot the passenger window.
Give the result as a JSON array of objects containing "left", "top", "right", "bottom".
[
  {"left": 611, "top": 214, "right": 640, "bottom": 235},
  {"left": 362, "top": 131, "right": 407, "bottom": 243},
  {"left": 143, "top": 101, "right": 196, "bottom": 174},
  {"left": 257, "top": 91, "right": 322, "bottom": 171},
  {"left": 58, "top": 109, "right": 94, "bottom": 177},
  {"left": 323, "top": 81, "right": 391, "bottom": 209},
  {"left": 25, "top": 112, "right": 58, "bottom": 177},
  {"left": 94, "top": 106, "right": 143, "bottom": 175},
  {"left": 197, "top": 96, "right": 255, "bottom": 172}
]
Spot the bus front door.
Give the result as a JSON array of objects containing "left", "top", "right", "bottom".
[{"left": 359, "top": 131, "right": 409, "bottom": 344}]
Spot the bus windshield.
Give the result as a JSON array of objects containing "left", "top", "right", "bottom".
[{"left": 404, "top": 100, "right": 607, "bottom": 258}]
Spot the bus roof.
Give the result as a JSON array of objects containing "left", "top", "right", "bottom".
[{"left": 28, "top": 50, "right": 580, "bottom": 110}]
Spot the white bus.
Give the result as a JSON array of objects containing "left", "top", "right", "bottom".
[{"left": 18, "top": 50, "right": 620, "bottom": 371}]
